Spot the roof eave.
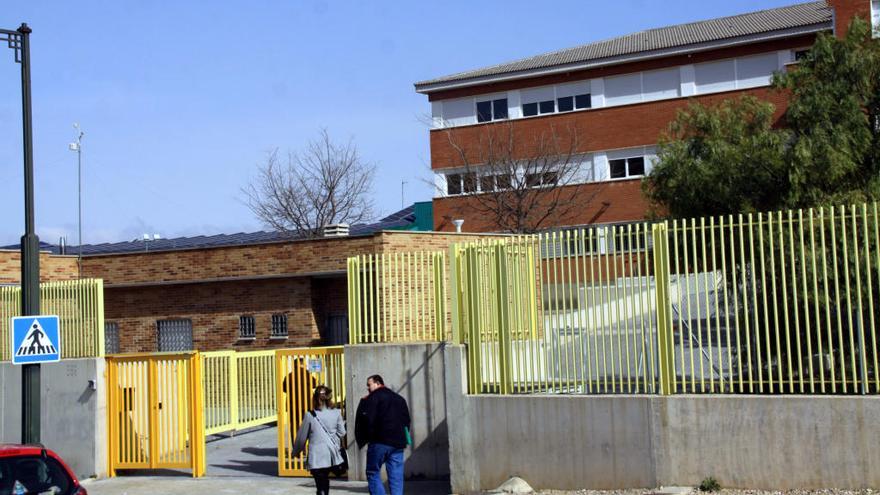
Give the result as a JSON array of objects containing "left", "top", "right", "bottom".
[{"left": 414, "top": 22, "right": 830, "bottom": 95}]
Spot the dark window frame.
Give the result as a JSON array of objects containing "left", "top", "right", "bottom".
[
  {"left": 271, "top": 314, "right": 288, "bottom": 338},
  {"left": 239, "top": 315, "right": 256, "bottom": 340}
]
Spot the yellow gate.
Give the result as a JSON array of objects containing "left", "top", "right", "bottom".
[
  {"left": 107, "top": 352, "right": 206, "bottom": 477},
  {"left": 276, "top": 347, "right": 346, "bottom": 477}
]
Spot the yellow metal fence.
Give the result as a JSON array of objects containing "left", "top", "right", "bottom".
[
  {"left": 0, "top": 279, "right": 104, "bottom": 361},
  {"left": 348, "top": 202, "right": 880, "bottom": 396},
  {"left": 348, "top": 252, "right": 448, "bottom": 344},
  {"left": 201, "top": 350, "right": 277, "bottom": 436}
]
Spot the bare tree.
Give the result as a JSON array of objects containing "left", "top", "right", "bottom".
[
  {"left": 439, "top": 121, "right": 606, "bottom": 233},
  {"left": 244, "top": 130, "right": 376, "bottom": 238}
]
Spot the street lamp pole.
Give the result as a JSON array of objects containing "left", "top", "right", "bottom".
[
  {"left": 70, "top": 124, "right": 84, "bottom": 277},
  {"left": 1, "top": 22, "right": 41, "bottom": 444}
]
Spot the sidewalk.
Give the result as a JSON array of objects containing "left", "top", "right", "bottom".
[{"left": 82, "top": 476, "right": 450, "bottom": 495}]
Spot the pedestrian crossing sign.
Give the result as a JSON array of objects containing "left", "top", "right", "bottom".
[{"left": 11, "top": 316, "right": 61, "bottom": 365}]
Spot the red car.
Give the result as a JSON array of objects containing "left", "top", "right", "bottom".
[{"left": 0, "top": 445, "right": 87, "bottom": 495}]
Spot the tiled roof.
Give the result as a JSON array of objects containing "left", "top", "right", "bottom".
[
  {"left": 2, "top": 205, "right": 419, "bottom": 256},
  {"left": 415, "top": 1, "right": 831, "bottom": 90}
]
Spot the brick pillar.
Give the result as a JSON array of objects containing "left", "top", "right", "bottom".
[{"left": 827, "top": 0, "right": 872, "bottom": 37}]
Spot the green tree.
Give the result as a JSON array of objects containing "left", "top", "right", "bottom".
[
  {"left": 643, "top": 96, "right": 789, "bottom": 219},
  {"left": 775, "top": 18, "right": 880, "bottom": 207}
]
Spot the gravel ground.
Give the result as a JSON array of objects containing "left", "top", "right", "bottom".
[{"left": 533, "top": 490, "right": 879, "bottom": 495}]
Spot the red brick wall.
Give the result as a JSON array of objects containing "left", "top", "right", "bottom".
[
  {"left": 0, "top": 251, "right": 79, "bottom": 284},
  {"left": 828, "top": 0, "right": 872, "bottom": 36},
  {"left": 432, "top": 179, "right": 647, "bottom": 232},
  {"left": 104, "top": 278, "right": 322, "bottom": 353}
]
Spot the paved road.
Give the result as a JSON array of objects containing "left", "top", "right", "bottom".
[{"left": 84, "top": 425, "right": 450, "bottom": 494}]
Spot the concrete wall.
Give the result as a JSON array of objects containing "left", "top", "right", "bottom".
[
  {"left": 344, "top": 343, "right": 450, "bottom": 481},
  {"left": 444, "top": 345, "right": 880, "bottom": 493},
  {"left": 0, "top": 359, "right": 107, "bottom": 480}
]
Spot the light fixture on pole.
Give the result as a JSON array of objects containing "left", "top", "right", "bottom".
[{"left": 69, "top": 123, "right": 84, "bottom": 278}]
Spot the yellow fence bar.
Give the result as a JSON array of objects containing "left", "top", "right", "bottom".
[{"left": 0, "top": 278, "right": 104, "bottom": 361}]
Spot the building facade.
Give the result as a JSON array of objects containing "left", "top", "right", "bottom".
[{"left": 417, "top": 0, "right": 880, "bottom": 233}]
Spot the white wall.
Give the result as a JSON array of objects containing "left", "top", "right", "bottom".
[{"left": 433, "top": 50, "right": 792, "bottom": 129}]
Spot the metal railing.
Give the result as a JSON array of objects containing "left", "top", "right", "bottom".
[
  {"left": 201, "top": 350, "right": 277, "bottom": 436},
  {"left": 0, "top": 278, "right": 104, "bottom": 361},
  {"left": 453, "top": 204, "right": 880, "bottom": 395},
  {"left": 347, "top": 251, "right": 448, "bottom": 344}
]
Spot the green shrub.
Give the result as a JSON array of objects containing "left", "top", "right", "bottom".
[{"left": 698, "top": 477, "right": 721, "bottom": 492}]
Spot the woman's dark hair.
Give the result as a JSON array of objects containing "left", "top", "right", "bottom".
[{"left": 312, "top": 385, "right": 334, "bottom": 410}]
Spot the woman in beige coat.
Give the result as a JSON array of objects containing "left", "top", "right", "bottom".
[{"left": 293, "top": 385, "right": 346, "bottom": 495}]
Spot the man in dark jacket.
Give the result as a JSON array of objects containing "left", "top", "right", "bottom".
[{"left": 355, "top": 374, "right": 411, "bottom": 495}]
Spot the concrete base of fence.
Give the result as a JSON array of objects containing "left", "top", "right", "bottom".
[
  {"left": 0, "top": 358, "right": 107, "bottom": 480},
  {"left": 344, "top": 343, "right": 450, "bottom": 481},
  {"left": 444, "top": 344, "right": 880, "bottom": 493}
]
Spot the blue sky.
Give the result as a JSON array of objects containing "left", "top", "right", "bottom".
[{"left": 0, "top": 0, "right": 800, "bottom": 246}]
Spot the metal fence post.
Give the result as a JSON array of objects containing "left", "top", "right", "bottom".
[
  {"left": 494, "top": 244, "right": 514, "bottom": 394},
  {"left": 449, "top": 245, "right": 462, "bottom": 344},
  {"left": 652, "top": 223, "right": 675, "bottom": 395}
]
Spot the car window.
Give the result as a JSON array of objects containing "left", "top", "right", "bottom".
[{"left": 0, "top": 455, "right": 72, "bottom": 495}]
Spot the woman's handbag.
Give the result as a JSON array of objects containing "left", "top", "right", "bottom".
[{"left": 310, "top": 410, "right": 348, "bottom": 474}]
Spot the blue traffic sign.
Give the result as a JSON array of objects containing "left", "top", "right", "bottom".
[{"left": 11, "top": 316, "right": 61, "bottom": 365}]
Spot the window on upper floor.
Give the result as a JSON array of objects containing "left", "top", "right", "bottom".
[
  {"left": 609, "top": 156, "right": 645, "bottom": 179},
  {"left": 271, "top": 314, "right": 288, "bottom": 338},
  {"left": 447, "top": 173, "right": 462, "bottom": 195},
  {"left": 873, "top": 0, "right": 880, "bottom": 38},
  {"left": 477, "top": 98, "right": 508, "bottom": 122},
  {"left": 462, "top": 172, "right": 478, "bottom": 193}
]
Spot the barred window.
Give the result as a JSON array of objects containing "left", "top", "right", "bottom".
[
  {"left": 271, "top": 314, "right": 288, "bottom": 338},
  {"left": 239, "top": 315, "right": 256, "bottom": 339}
]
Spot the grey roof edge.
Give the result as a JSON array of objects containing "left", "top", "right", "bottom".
[{"left": 415, "top": 22, "right": 829, "bottom": 94}]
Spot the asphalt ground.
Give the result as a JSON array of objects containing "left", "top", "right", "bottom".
[{"left": 84, "top": 425, "right": 451, "bottom": 494}]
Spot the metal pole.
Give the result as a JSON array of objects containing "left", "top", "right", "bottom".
[
  {"left": 16, "top": 22, "right": 41, "bottom": 444},
  {"left": 76, "top": 128, "right": 83, "bottom": 278}
]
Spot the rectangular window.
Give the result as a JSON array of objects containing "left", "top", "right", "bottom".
[
  {"left": 542, "top": 171, "right": 559, "bottom": 185},
  {"left": 477, "top": 98, "right": 508, "bottom": 122},
  {"left": 239, "top": 315, "right": 256, "bottom": 339},
  {"left": 496, "top": 174, "right": 513, "bottom": 190},
  {"left": 522, "top": 102, "right": 538, "bottom": 117},
  {"left": 479, "top": 175, "right": 495, "bottom": 192},
  {"left": 736, "top": 53, "right": 778, "bottom": 89},
  {"left": 872, "top": 0, "right": 879, "bottom": 37},
  {"left": 271, "top": 314, "right": 288, "bottom": 338},
  {"left": 476, "top": 100, "right": 492, "bottom": 122},
  {"left": 526, "top": 173, "right": 542, "bottom": 187},
  {"left": 446, "top": 174, "right": 462, "bottom": 195},
  {"left": 610, "top": 159, "right": 627, "bottom": 179},
  {"left": 574, "top": 94, "right": 591, "bottom": 109},
  {"left": 695, "top": 59, "right": 736, "bottom": 94},
  {"left": 105, "top": 322, "right": 120, "bottom": 354},
  {"left": 605, "top": 72, "right": 643, "bottom": 106},
  {"left": 609, "top": 157, "right": 646, "bottom": 179},
  {"left": 462, "top": 172, "right": 477, "bottom": 193},
  {"left": 492, "top": 98, "right": 508, "bottom": 120},
  {"left": 794, "top": 49, "right": 809, "bottom": 61},
  {"left": 557, "top": 96, "right": 574, "bottom": 112},
  {"left": 642, "top": 67, "right": 680, "bottom": 101},
  {"left": 538, "top": 100, "right": 555, "bottom": 114}
]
